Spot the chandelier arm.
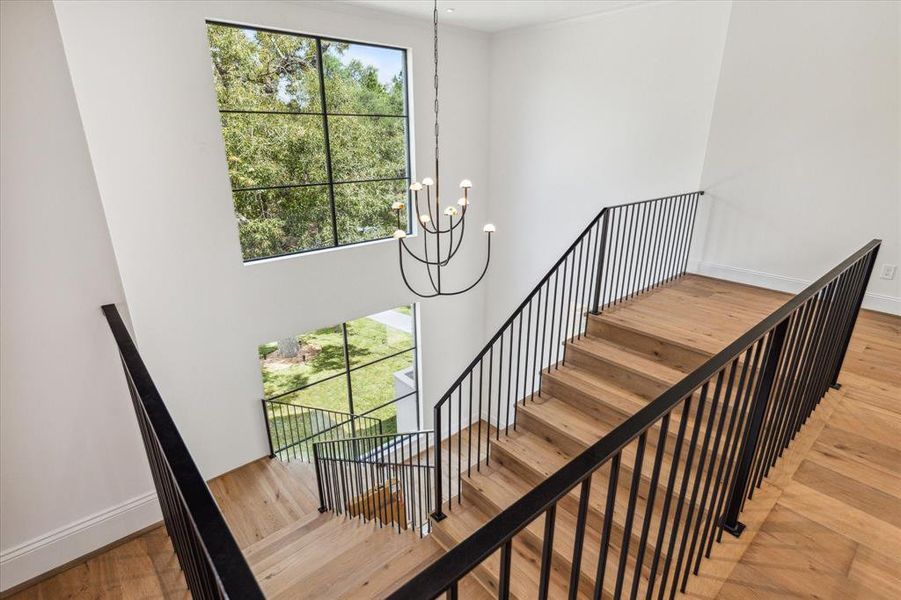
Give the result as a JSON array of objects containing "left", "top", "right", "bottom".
[
  {"left": 397, "top": 242, "right": 441, "bottom": 298},
  {"left": 418, "top": 201, "right": 469, "bottom": 235},
  {"left": 441, "top": 213, "right": 467, "bottom": 265},
  {"left": 445, "top": 214, "right": 453, "bottom": 265},
  {"left": 400, "top": 215, "right": 467, "bottom": 267},
  {"left": 414, "top": 192, "right": 441, "bottom": 234},
  {"left": 421, "top": 228, "right": 441, "bottom": 292},
  {"left": 429, "top": 233, "right": 492, "bottom": 297},
  {"left": 400, "top": 235, "right": 461, "bottom": 267}
]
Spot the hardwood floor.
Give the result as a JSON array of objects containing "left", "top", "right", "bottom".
[
  {"left": 8, "top": 275, "right": 899, "bottom": 599},
  {"left": 708, "top": 309, "right": 901, "bottom": 599}
]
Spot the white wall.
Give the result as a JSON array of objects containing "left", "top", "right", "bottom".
[
  {"left": 2, "top": 0, "right": 490, "bottom": 591},
  {"left": 697, "top": 0, "right": 900, "bottom": 314},
  {"left": 484, "top": 1, "right": 732, "bottom": 325},
  {"left": 0, "top": 1, "right": 158, "bottom": 591},
  {"left": 52, "top": 0, "right": 490, "bottom": 473}
]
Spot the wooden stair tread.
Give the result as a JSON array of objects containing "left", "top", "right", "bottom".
[
  {"left": 570, "top": 335, "right": 686, "bottom": 387},
  {"left": 432, "top": 502, "right": 582, "bottom": 599},
  {"left": 589, "top": 310, "right": 721, "bottom": 357},
  {"left": 544, "top": 365, "right": 649, "bottom": 418},
  {"left": 518, "top": 394, "right": 624, "bottom": 448},
  {"left": 459, "top": 465, "right": 643, "bottom": 598}
]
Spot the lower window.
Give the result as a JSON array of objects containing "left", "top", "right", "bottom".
[{"left": 260, "top": 304, "right": 418, "bottom": 438}]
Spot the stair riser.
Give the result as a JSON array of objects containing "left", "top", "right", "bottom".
[
  {"left": 431, "top": 524, "right": 513, "bottom": 599},
  {"left": 464, "top": 465, "right": 661, "bottom": 576},
  {"left": 461, "top": 478, "right": 601, "bottom": 596},
  {"left": 517, "top": 405, "right": 590, "bottom": 457},
  {"left": 565, "top": 345, "right": 670, "bottom": 400},
  {"left": 540, "top": 374, "right": 638, "bottom": 424},
  {"left": 586, "top": 319, "right": 708, "bottom": 373}
]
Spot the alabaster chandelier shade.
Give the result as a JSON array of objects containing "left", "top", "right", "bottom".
[{"left": 390, "top": 0, "right": 494, "bottom": 298}]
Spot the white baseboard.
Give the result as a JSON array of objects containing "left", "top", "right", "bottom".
[
  {"left": 694, "top": 261, "right": 901, "bottom": 316},
  {"left": 0, "top": 490, "right": 161, "bottom": 593}
]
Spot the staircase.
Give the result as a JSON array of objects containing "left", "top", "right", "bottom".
[
  {"left": 429, "top": 275, "right": 785, "bottom": 598},
  {"left": 100, "top": 191, "right": 881, "bottom": 600}
]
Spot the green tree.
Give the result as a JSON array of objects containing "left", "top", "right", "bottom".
[{"left": 207, "top": 25, "right": 408, "bottom": 260}]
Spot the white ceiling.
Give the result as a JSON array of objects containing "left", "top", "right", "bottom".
[{"left": 341, "top": 1, "right": 650, "bottom": 33}]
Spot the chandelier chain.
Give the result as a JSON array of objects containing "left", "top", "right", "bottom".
[{"left": 433, "top": 0, "right": 439, "bottom": 189}]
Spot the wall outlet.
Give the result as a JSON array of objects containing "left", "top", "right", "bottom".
[{"left": 880, "top": 264, "right": 897, "bottom": 280}]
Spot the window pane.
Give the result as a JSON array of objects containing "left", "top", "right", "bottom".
[
  {"left": 259, "top": 325, "right": 346, "bottom": 397},
  {"left": 329, "top": 116, "right": 407, "bottom": 182},
  {"left": 275, "top": 376, "right": 351, "bottom": 415},
  {"left": 350, "top": 349, "right": 416, "bottom": 434},
  {"left": 346, "top": 307, "right": 415, "bottom": 368},
  {"left": 222, "top": 113, "right": 327, "bottom": 189},
  {"left": 334, "top": 179, "right": 408, "bottom": 245},
  {"left": 235, "top": 186, "right": 333, "bottom": 260},
  {"left": 322, "top": 41, "right": 406, "bottom": 115},
  {"left": 208, "top": 24, "right": 321, "bottom": 112}
]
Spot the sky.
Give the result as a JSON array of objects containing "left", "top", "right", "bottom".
[{"left": 339, "top": 43, "right": 404, "bottom": 87}]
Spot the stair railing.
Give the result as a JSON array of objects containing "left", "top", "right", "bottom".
[
  {"left": 262, "top": 398, "right": 382, "bottom": 461},
  {"left": 431, "top": 192, "right": 703, "bottom": 520},
  {"left": 102, "top": 304, "right": 263, "bottom": 599},
  {"left": 389, "top": 239, "right": 881, "bottom": 599},
  {"left": 313, "top": 430, "right": 435, "bottom": 537}
]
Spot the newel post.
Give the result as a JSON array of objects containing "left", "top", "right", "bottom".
[{"left": 721, "top": 318, "right": 789, "bottom": 537}]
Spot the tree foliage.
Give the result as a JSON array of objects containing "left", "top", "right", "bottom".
[{"left": 207, "top": 24, "right": 409, "bottom": 260}]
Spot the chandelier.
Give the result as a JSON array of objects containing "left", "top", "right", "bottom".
[{"left": 391, "top": 0, "right": 494, "bottom": 298}]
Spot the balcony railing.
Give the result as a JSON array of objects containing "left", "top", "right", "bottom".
[
  {"left": 388, "top": 238, "right": 880, "bottom": 599},
  {"left": 102, "top": 304, "right": 263, "bottom": 599}
]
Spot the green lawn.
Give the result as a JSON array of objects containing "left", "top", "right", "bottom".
[{"left": 261, "top": 308, "right": 414, "bottom": 437}]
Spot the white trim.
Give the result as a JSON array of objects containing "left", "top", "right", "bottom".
[
  {"left": 0, "top": 491, "right": 161, "bottom": 592},
  {"left": 694, "top": 262, "right": 901, "bottom": 316}
]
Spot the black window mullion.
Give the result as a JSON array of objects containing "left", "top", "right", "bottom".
[
  {"left": 341, "top": 322, "right": 355, "bottom": 416},
  {"left": 315, "top": 37, "right": 339, "bottom": 246}
]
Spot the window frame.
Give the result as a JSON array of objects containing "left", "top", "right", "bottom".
[
  {"left": 207, "top": 20, "right": 414, "bottom": 262},
  {"left": 262, "top": 304, "right": 421, "bottom": 429}
]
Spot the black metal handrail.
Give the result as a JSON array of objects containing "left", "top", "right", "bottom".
[
  {"left": 431, "top": 192, "right": 703, "bottom": 519},
  {"left": 389, "top": 239, "right": 880, "bottom": 599},
  {"left": 102, "top": 304, "right": 263, "bottom": 599},
  {"left": 314, "top": 430, "right": 435, "bottom": 537},
  {"left": 262, "top": 398, "right": 383, "bottom": 461}
]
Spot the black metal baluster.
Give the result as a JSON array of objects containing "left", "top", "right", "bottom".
[
  {"left": 458, "top": 385, "right": 462, "bottom": 503},
  {"left": 468, "top": 372, "right": 474, "bottom": 477},
  {"left": 549, "top": 269, "right": 560, "bottom": 369},
  {"left": 592, "top": 211, "right": 609, "bottom": 313},
  {"left": 645, "top": 398, "right": 692, "bottom": 599},
  {"left": 657, "top": 385, "right": 708, "bottom": 600},
  {"left": 478, "top": 360, "right": 484, "bottom": 470},
  {"left": 669, "top": 372, "right": 725, "bottom": 599},
  {"left": 433, "top": 404, "right": 444, "bottom": 520},
  {"left": 592, "top": 454, "right": 620, "bottom": 600},
  {"left": 569, "top": 478, "right": 592, "bottom": 600},
  {"left": 680, "top": 361, "right": 738, "bottom": 590},
  {"left": 499, "top": 539, "right": 513, "bottom": 600},
  {"left": 721, "top": 319, "right": 788, "bottom": 537},
  {"left": 562, "top": 253, "right": 576, "bottom": 364},
  {"left": 613, "top": 433, "right": 646, "bottom": 599},
  {"left": 696, "top": 349, "right": 751, "bottom": 566},
  {"left": 830, "top": 250, "right": 877, "bottom": 387},
  {"left": 514, "top": 312, "right": 523, "bottom": 428},
  {"left": 539, "top": 504, "right": 557, "bottom": 600},
  {"left": 630, "top": 415, "right": 669, "bottom": 599},
  {"left": 524, "top": 300, "right": 533, "bottom": 403}
]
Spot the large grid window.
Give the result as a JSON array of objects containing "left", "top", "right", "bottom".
[
  {"left": 260, "top": 305, "right": 418, "bottom": 434},
  {"left": 207, "top": 22, "right": 411, "bottom": 262}
]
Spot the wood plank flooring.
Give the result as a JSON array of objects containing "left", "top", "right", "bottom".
[
  {"left": 708, "top": 308, "right": 901, "bottom": 599},
  {"left": 8, "top": 275, "right": 899, "bottom": 599}
]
